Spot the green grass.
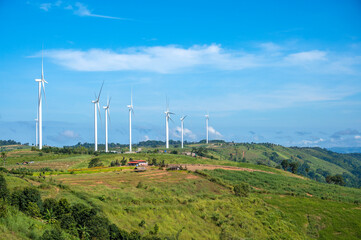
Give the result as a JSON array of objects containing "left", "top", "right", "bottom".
[
  {"left": 204, "top": 169, "right": 361, "bottom": 203},
  {"left": 1, "top": 146, "right": 361, "bottom": 239}
]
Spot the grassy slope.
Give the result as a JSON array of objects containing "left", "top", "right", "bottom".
[
  {"left": 204, "top": 169, "right": 361, "bottom": 239},
  {"left": 1, "top": 147, "right": 361, "bottom": 239}
]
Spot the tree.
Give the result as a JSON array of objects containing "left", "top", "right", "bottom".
[
  {"left": 289, "top": 162, "right": 299, "bottom": 174},
  {"left": 0, "top": 174, "right": 9, "bottom": 201},
  {"left": 11, "top": 187, "right": 42, "bottom": 213},
  {"left": 326, "top": 175, "right": 345, "bottom": 186},
  {"left": 281, "top": 160, "right": 289, "bottom": 170},
  {"left": 1, "top": 152, "right": 6, "bottom": 168},
  {"left": 41, "top": 228, "right": 65, "bottom": 240},
  {"left": 121, "top": 157, "right": 127, "bottom": 166},
  {"left": 88, "top": 158, "right": 103, "bottom": 168}
]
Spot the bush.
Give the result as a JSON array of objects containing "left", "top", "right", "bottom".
[
  {"left": 27, "top": 201, "right": 41, "bottom": 217},
  {"left": 0, "top": 200, "right": 7, "bottom": 218},
  {"left": 41, "top": 228, "right": 65, "bottom": 240},
  {"left": 0, "top": 174, "right": 9, "bottom": 201},
  {"left": 11, "top": 187, "right": 42, "bottom": 213},
  {"left": 234, "top": 183, "right": 250, "bottom": 197},
  {"left": 88, "top": 158, "right": 103, "bottom": 168}
]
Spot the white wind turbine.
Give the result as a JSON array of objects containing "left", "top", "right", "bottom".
[
  {"left": 127, "top": 91, "right": 134, "bottom": 152},
  {"left": 91, "top": 82, "right": 104, "bottom": 151},
  {"left": 205, "top": 113, "right": 209, "bottom": 144},
  {"left": 180, "top": 115, "right": 187, "bottom": 149},
  {"left": 35, "top": 49, "right": 47, "bottom": 150},
  {"left": 103, "top": 97, "right": 111, "bottom": 153},
  {"left": 164, "top": 98, "right": 175, "bottom": 149}
]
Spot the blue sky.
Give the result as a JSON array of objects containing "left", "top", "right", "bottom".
[{"left": 0, "top": 0, "right": 361, "bottom": 147}]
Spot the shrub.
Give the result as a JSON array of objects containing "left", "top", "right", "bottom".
[
  {"left": 0, "top": 174, "right": 9, "bottom": 201},
  {"left": 0, "top": 200, "right": 7, "bottom": 218},
  {"left": 41, "top": 228, "right": 65, "bottom": 240},
  {"left": 27, "top": 201, "right": 41, "bottom": 217},
  {"left": 234, "top": 183, "right": 250, "bottom": 197},
  {"left": 88, "top": 158, "right": 103, "bottom": 168},
  {"left": 59, "top": 214, "right": 77, "bottom": 236},
  {"left": 139, "top": 220, "right": 146, "bottom": 227},
  {"left": 11, "top": 187, "right": 42, "bottom": 213}
]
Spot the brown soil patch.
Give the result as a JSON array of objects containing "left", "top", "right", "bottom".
[
  {"left": 175, "top": 164, "right": 275, "bottom": 174},
  {"left": 306, "top": 193, "right": 313, "bottom": 197}
]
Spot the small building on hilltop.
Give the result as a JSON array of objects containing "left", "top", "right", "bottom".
[{"left": 128, "top": 160, "right": 148, "bottom": 166}]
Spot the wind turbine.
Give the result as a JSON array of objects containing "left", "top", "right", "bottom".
[
  {"left": 164, "top": 98, "right": 175, "bottom": 149},
  {"left": 180, "top": 115, "right": 187, "bottom": 149},
  {"left": 35, "top": 49, "right": 47, "bottom": 150},
  {"left": 103, "top": 97, "right": 111, "bottom": 153},
  {"left": 127, "top": 91, "right": 134, "bottom": 152},
  {"left": 92, "top": 82, "right": 103, "bottom": 151},
  {"left": 205, "top": 113, "right": 209, "bottom": 144}
]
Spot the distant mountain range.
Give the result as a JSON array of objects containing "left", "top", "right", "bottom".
[{"left": 328, "top": 147, "right": 361, "bottom": 154}]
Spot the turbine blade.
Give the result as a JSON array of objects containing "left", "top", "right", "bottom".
[
  {"left": 41, "top": 80, "right": 47, "bottom": 105},
  {"left": 97, "top": 102, "right": 102, "bottom": 123},
  {"left": 108, "top": 97, "right": 111, "bottom": 107},
  {"left": 97, "top": 81, "right": 104, "bottom": 100},
  {"left": 108, "top": 109, "right": 111, "bottom": 125}
]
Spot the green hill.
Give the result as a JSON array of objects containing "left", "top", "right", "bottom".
[{"left": 0, "top": 143, "right": 360, "bottom": 239}]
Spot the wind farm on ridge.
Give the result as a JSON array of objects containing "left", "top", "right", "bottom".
[{"left": 34, "top": 53, "right": 212, "bottom": 153}]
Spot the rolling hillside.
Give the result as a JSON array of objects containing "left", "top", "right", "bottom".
[{"left": 0, "top": 143, "right": 361, "bottom": 239}]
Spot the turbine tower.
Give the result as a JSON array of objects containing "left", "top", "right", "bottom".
[
  {"left": 35, "top": 49, "right": 47, "bottom": 150},
  {"left": 35, "top": 118, "right": 38, "bottom": 147},
  {"left": 180, "top": 115, "right": 187, "bottom": 149},
  {"left": 127, "top": 91, "right": 134, "bottom": 152},
  {"left": 103, "top": 97, "right": 111, "bottom": 153},
  {"left": 205, "top": 113, "right": 209, "bottom": 144},
  {"left": 92, "top": 82, "right": 103, "bottom": 151},
  {"left": 164, "top": 98, "right": 174, "bottom": 149}
]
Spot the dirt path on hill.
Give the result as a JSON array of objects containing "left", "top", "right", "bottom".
[{"left": 169, "top": 164, "right": 276, "bottom": 174}]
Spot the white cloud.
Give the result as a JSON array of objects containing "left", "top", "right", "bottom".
[
  {"left": 209, "top": 126, "right": 222, "bottom": 138},
  {"left": 259, "top": 42, "right": 282, "bottom": 52},
  {"left": 144, "top": 135, "right": 150, "bottom": 141},
  {"left": 40, "top": 3, "right": 52, "bottom": 11},
  {"left": 173, "top": 126, "right": 196, "bottom": 140},
  {"left": 300, "top": 138, "right": 325, "bottom": 145},
  {"left": 285, "top": 50, "right": 327, "bottom": 64},
  {"left": 44, "top": 44, "right": 260, "bottom": 73},
  {"left": 355, "top": 135, "right": 361, "bottom": 139},
  {"left": 42, "top": 44, "right": 360, "bottom": 75},
  {"left": 61, "top": 130, "right": 79, "bottom": 139}
]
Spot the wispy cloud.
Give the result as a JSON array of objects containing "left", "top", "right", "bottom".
[
  {"left": 209, "top": 126, "right": 222, "bottom": 138},
  {"left": 71, "top": 2, "right": 128, "bottom": 20},
  {"left": 39, "top": 1, "right": 127, "bottom": 20},
  {"left": 40, "top": 3, "right": 52, "bottom": 11},
  {"left": 47, "top": 130, "right": 80, "bottom": 143},
  {"left": 285, "top": 50, "right": 327, "bottom": 64},
  {"left": 173, "top": 126, "right": 196, "bottom": 140},
  {"left": 182, "top": 84, "right": 358, "bottom": 111}
]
